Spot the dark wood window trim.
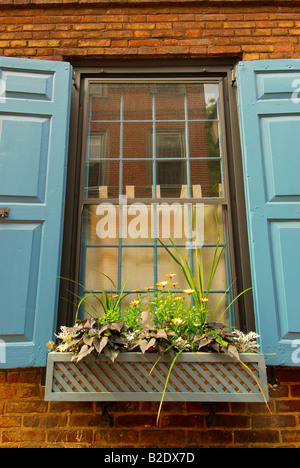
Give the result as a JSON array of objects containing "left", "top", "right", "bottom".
[{"left": 57, "top": 58, "right": 255, "bottom": 334}]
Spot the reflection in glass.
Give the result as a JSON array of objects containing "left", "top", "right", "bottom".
[
  {"left": 85, "top": 81, "right": 223, "bottom": 200},
  {"left": 123, "top": 84, "right": 153, "bottom": 121},
  {"left": 122, "top": 247, "right": 154, "bottom": 290},
  {"left": 86, "top": 160, "right": 119, "bottom": 198},
  {"left": 122, "top": 160, "right": 153, "bottom": 198},
  {"left": 190, "top": 159, "right": 222, "bottom": 198},
  {"left": 84, "top": 247, "right": 119, "bottom": 291}
]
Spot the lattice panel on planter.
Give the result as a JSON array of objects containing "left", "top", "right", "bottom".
[{"left": 45, "top": 352, "right": 269, "bottom": 403}]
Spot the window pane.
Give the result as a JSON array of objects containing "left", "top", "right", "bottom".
[
  {"left": 122, "top": 160, "right": 153, "bottom": 198},
  {"left": 122, "top": 204, "right": 153, "bottom": 244},
  {"left": 88, "top": 122, "right": 120, "bottom": 159},
  {"left": 122, "top": 247, "right": 154, "bottom": 290},
  {"left": 123, "top": 84, "right": 153, "bottom": 121},
  {"left": 157, "top": 246, "right": 190, "bottom": 288},
  {"left": 83, "top": 205, "right": 119, "bottom": 245},
  {"left": 205, "top": 293, "right": 229, "bottom": 326},
  {"left": 90, "top": 83, "right": 120, "bottom": 121},
  {"left": 187, "top": 83, "right": 220, "bottom": 120},
  {"left": 86, "top": 160, "right": 120, "bottom": 198},
  {"left": 85, "top": 81, "right": 223, "bottom": 200},
  {"left": 84, "top": 247, "right": 119, "bottom": 291},
  {"left": 190, "top": 159, "right": 222, "bottom": 198},
  {"left": 189, "top": 121, "right": 220, "bottom": 159},
  {"left": 203, "top": 204, "right": 224, "bottom": 244},
  {"left": 192, "top": 247, "right": 227, "bottom": 291},
  {"left": 81, "top": 79, "right": 230, "bottom": 324},
  {"left": 155, "top": 84, "right": 185, "bottom": 121},
  {"left": 123, "top": 122, "right": 150, "bottom": 158}
]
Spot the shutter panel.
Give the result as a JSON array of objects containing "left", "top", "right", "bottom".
[
  {"left": 0, "top": 57, "right": 72, "bottom": 368},
  {"left": 237, "top": 59, "right": 300, "bottom": 366}
]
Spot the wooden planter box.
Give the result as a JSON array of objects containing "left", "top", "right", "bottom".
[{"left": 45, "top": 351, "right": 269, "bottom": 403}]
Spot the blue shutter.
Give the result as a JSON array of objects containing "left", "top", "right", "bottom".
[
  {"left": 237, "top": 59, "right": 300, "bottom": 366},
  {"left": 0, "top": 57, "right": 72, "bottom": 368}
]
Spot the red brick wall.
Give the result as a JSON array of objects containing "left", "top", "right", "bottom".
[
  {"left": 0, "top": 1, "right": 299, "bottom": 61},
  {"left": 1, "top": 0, "right": 300, "bottom": 449},
  {"left": 0, "top": 367, "right": 299, "bottom": 447}
]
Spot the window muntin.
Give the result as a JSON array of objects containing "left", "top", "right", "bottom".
[{"left": 80, "top": 79, "right": 230, "bottom": 324}]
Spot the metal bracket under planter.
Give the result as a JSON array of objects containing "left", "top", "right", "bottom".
[{"left": 45, "top": 352, "right": 269, "bottom": 403}]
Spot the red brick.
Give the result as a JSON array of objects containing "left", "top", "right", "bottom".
[
  {"left": 252, "top": 414, "right": 297, "bottom": 429},
  {"left": 234, "top": 430, "right": 280, "bottom": 445},
  {"left": 115, "top": 413, "right": 157, "bottom": 427},
  {"left": 47, "top": 429, "right": 93, "bottom": 444},
  {"left": 2, "top": 430, "right": 45, "bottom": 444},
  {"left": 0, "top": 416, "right": 22, "bottom": 428},
  {"left": 140, "top": 429, "right": 187, "bottom": 446},
  {"left": 23, "top": 414, "right": 67, "bottom": 428},
  {"left": 275, "top": 368, "right": 300, "bottom": 383},
  {"left": 188, "top": 429, "right": 233, "bottom": 445},
  {"left": 281, "top": 431, "right": 300, "bottom": 444},
  {"left": 161, "top": 414, "right": 205, "bottom": 428},
  {"left": 276, "top": 399, "right": 300, "bottom": 414},
  {"left": 291, "top": 385, "right": 300, "bottom": 398},
  {"left": 94, "top": 429, "right": 139, "bottom": 446}
]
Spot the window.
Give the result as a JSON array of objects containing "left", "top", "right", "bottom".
[{"left": 59, "top": 62, "right": 254, "bottom": 334}]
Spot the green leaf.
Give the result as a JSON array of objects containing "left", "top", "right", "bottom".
[
  {"left": 226, "top": 344, "right": 240, "bottom": 361},
  {"left": 155, "top": 329, "right": 168, "bottom": 340},
  {"left": 109, "top": 321, "right": 124, "bottom": 332},
  {"left": 139, "top": 338, "right": 156, "bottom": 354},
  {"left": 103, "top": 347, "right": 120, "bottom": 362},
  {"left": 93, "top": 336, "right": 108, "bottom": 354},
  {"left": 72, "top": 345, "right": 93, "bottom": 362}
]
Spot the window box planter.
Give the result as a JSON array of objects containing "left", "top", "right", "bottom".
[{"left": 44, "top": 351, "right": 268, "bottom": 403}]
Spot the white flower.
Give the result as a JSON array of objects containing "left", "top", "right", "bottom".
[
  {"left": 233, "top": 330, "right": 260, "bottom": 353},
  {"left": 174, "top": 337, "right": 191, "bottom": 351},
  {"left": 55, "top": 326, "right": 79, "bottom": 352}
]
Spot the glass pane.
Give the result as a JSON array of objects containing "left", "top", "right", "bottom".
[
  {"left": 122, "top": 247, "right": 154, "bottom": 290},
  {"left": 85, "top": 81, "right": 224, "bottom": 200},
  {"left": 157, "top": 246, "right": 190, "bottom": 290},
  {"left": 123, "top": 84, "right": 152, "bottom": 121},
  {"left": 83, "top": 205, "right": 119, "bottom": 246},
  {"left": 203, "top": 204, "right": 224, "bottom": 244},
  {"left": 193, "top": 246, "right": 227, "bottom": 291},
  {"left": 155, "top": 84, "right": 185, "bottom": 121},
  {"left": 154, "top": 203, "right": 189, "bottom": 244},
  {"left": 84, "top": 247, "right": 118, "bottom": 291},
  {"left": 89, "top": 83, "right": 121, "bottom": 121},
  {"left": 88, "top": 123, "right": 120, "bottom": 159},
  {"left": 187, "top": 83, "right": 220, "bottom": 121},
  {"left": 81, "top": 293, "right": 111, "bottom": 320},
  {"left": 189, "top": 121, "right": 220, "bottom": 159},
  {"left": 156, "top": 160, "right": 187, "bottom": 198},
  {"left": 122, "top": 204, "right": 153, "bottom": 245},
  {"left": 122, "top": 160, "right": 153, "bottom": 198},
  {"left": 86, "top": 159, "right": 119, "bottom": 198},
  {"left": 123, "top": 122, "right": 151, "bottom": 158},
  {"left": 190, "top": 159, "right": 222, "bottom": 198},
  {"left": 82, "top": 204, "right": 224, "bottom": 247},
  {"left": 205, "top": 293, "right": 229, "bottom": 326}
]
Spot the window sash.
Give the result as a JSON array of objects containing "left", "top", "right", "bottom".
[{"left": 77, "top": 76, "right": 232, "bottom": 325}]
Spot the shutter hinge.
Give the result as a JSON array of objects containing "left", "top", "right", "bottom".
[
  {"left": 72, "top": 70, "right": 79, "bottom": 90},
  {"left": 231, "top": 68, "right": 237, "bottom": 86}
]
